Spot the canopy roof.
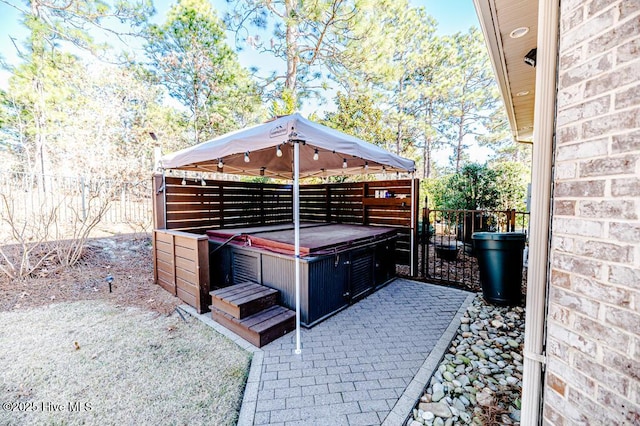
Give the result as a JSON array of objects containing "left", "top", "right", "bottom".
[{"left": 160, "top": 113, "right": 415, "bottom": 179}]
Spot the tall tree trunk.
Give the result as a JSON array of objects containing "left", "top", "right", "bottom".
[
  {"left": 192, "top": 80, "right": 200, "bottom": 143},
  {"left": 31, "top": 1, "right": 49, "bottom": 192},
  {"left": 395, "top": 121, "right": 402, "bottom": 156},
  {"left": 423, "top": 100, "right": 433, "bottom": 179},
  {"left": 456, "top": 118, "right": 464, "bottom": 172},
  {"left": 423, "top": 135, "right": 433, "bottom": 179},
  {"left": 395, "top": 77, "right": 405, "bottom": 155},
  {"left": 284, "top": 0, "right": 299, "bottom": 110}
]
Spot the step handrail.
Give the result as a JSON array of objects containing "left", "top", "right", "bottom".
[{"left": 209, "top": 233, "right": 246, "bottom": 255}]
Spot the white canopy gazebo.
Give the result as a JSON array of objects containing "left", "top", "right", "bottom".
[{"left": 160, "top": 113, "right": 415, "bottom": 353}]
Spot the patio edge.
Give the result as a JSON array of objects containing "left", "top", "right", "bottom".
[{"left": 382, "top": 292, "right": 477, "bottom": 426}]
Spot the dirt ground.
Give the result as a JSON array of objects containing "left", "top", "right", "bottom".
[
  {"left": 0, "top": 233, "right": 180, "bottom": 315},
  {"left": 0, "top": 233, "right": 251, "bottom": 426}
]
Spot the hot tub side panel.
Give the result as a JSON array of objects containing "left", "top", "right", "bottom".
[
  {"left": 208, "top": 236, "right": 397, "bottom": 327},
  {"left": 374, "top": 238, "right": 397, "bottom": 286},
  {"left": 259, "top": 254, "right": 313, "bottom": 326},
  {"left": 305, "top": 255, "right": 350, "bottom": 326}
]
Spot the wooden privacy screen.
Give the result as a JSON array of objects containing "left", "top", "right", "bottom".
[
  {"left": 153, "top": 229, "right": 210, "bottom": 313},
  {"left": 152, "top": 175, "right": 419, "bottom": 271},
  {"left": 298, "top": 180, "right": 419, "bottom": 267},
  {"left": 153, "top": 176, "right": 292, "bottom": 232}
]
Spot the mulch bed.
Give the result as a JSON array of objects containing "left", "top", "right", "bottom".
[{"left": 0, "top": 234, "right": 180, "bottom": 315}]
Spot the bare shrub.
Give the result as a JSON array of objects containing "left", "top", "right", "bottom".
[
  {"left": 0, "top": 184, "right": 113, "bottom": 280},
  {"left": 0, "top": 195, "right": 58, "bottom": 279},
  {"left": 52, "top": 187, "right": 112, "bottom": 267}
]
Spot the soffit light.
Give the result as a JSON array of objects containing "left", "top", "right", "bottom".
[
  {"left": 516, "top": 90, "right": 530, "bottom": 97},
  {"left": 509, "top": 26, "right": 529, "bottom": 39}
]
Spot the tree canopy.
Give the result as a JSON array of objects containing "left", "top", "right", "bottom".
[
  {"left": 144, "top": 0, "right": 261, "bottom": 143},
  {"left": 0, "top": 0, "right": 530, "bottom": 197}
]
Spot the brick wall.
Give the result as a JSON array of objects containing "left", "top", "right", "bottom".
[{"left": 545, "top": 0, "right": 640, "bottom": 423}]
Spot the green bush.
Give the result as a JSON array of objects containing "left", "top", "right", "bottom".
[{"left": 425, "top": 162, "right": 529, "bottom": 212}]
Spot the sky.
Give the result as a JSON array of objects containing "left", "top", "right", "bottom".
[
  {"left": 0, "top": 0, "right": 481, "bottom": 88},
  {"left": 0, "top": 0, "right": 489, "bottom": 164}
]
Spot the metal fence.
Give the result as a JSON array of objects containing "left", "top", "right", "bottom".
[
  {"left": 420, "top": 208, "right": 530, "bottom": 289},
  {"left": 0, "top": 171, "right": 152, "bottom": 236}
]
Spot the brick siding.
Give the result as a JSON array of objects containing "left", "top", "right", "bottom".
[{"left": 545, "top": 0, "right": 640, "bottom": 424}]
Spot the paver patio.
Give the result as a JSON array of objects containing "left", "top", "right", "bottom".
[{"left": 184, "top": 278, "right": 474, "bottom": 426}]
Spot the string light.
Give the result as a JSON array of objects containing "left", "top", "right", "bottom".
[
  {"left": 201, "top": 177, "right": 207, "bottom": 186},
  {"left": 313, "top": 149, "right": 319, "bottom": 161},
  {"left": 343, "top": 158, "right": 347, "bottom": 168},
  {"left": 244, "top": 152, "right": 250, "bottom": 163},
  {"left": 218, "top": 159, "right": 223, "bottom": 168},
  {"left": 364, "top": 161, "right": 369, "bottom": 171},
  {"left": 181, "top": 171, "right": 186, "bottom": 186},
  {"left": 276, "top": 145, "right": 283, "bottom": 157}
]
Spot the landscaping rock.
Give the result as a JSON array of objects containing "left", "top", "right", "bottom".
[
  {"left": 432, "top": 390, "right": 445, "bottom": 402},
  {"left": 410, "top": 295, "right": 525, "bottom": 426},
  {"left": 421, "top": 411, "right": 435, "bottom": 421},
  {"left": 418, "top": 402, "right": 452, "bottom": 418}
]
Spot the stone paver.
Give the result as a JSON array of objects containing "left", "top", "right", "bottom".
[{"left": 183, "top": 278, "right": 473, "bottom": 425}]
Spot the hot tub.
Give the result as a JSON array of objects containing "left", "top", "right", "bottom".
[{"left": 207, "top": 223, "right": 397, "bottom": 327}]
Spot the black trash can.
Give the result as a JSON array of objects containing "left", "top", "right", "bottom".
[{"left": 472, "top": 232, "right": 526, "bottom": 305}]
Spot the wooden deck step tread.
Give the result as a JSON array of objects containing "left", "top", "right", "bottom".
[
  {"left": 210, "top": 281, "right": 257, "bottom": 299},
  {"left": 211, "top": 305, "right": 296, "bottom": 348},
  {"left": 210, "top": 282, "right": 278, "bottom": 319}
]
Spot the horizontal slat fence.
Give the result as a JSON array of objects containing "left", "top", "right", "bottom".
[
  {"left": 299, "top": 180, "right": 418, "bottom": 266},
  {"left": 153, "top": 229, "right": 210, "bottom": 313},
  {"left": 154, "top": 176, "right": 418, "bottom": 270},
  {"left": 161, "top": 177, "right": 292, "bottom": 232}
]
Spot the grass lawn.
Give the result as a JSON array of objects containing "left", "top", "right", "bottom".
[{"left": 0, "top": 301, "right": 250, "bottom": 425}]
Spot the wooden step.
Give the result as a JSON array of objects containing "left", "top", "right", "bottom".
[
  {"left": 211, "top": 305, "right": 296, "bottom": 348},
  {"left": 210, "top": 282, "right": 279, "bottom": 320}
]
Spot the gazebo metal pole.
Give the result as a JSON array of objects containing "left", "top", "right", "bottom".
[{"left": 293, "top": 141, "right": 302, "bottom": 355}]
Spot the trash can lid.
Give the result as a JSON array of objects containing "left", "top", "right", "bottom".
[{"left": 471, "top": 232, "right": 527, "bottom": 241}]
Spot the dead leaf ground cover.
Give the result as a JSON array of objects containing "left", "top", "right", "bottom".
[{"left": 0, "top": 234, "right": 251, "bottom": 425}]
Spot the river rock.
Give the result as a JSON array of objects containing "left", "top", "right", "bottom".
[
  {"left": 431, "top": 389, "right": 445, "bottom": 402},
  {"left": 510, "top": 409, "right": 522, "bottom": 422},
  {"left": 476, "top": 389, "right": 494, "bottom": 407},
  {"left": 411, "top": 294, "right": 526, "bottom": 426},
  {"left": 418, "top": 402, "right": 452, "bottom": 418},
  {"left": 471, "top": 345, "right": 486, "bottom": 359},
  {"left": 457, "top": 375, "right": 470, "bottom": 387}
]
